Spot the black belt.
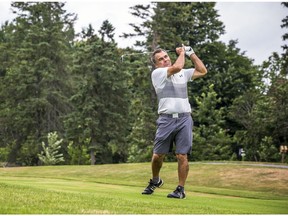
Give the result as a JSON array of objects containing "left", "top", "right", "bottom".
[{"left": 160, "top": 112, "right": 191, "bottom": 118}]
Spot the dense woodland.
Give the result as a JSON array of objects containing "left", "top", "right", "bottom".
[{"left": 0, "top": 2, "right": 287, "bottom": 166}]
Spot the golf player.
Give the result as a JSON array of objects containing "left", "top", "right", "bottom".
[{"left": 142, "top": 44, "right": 207, "bottom": 199}]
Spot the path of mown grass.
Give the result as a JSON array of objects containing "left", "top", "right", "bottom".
[{"left": 0, "top": 162, "right": 287, "bottom": 214}]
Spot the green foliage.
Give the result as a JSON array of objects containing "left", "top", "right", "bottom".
[
  {"left": 38, "top": 132, "right": 64, "bottom": 165},
  {"left": 229, "top": 90, "right": 270, "bottom": 161},
  {"left": 18, "top": 136, "right": 41, "bottom": 166},
  {"left": 0, "top": 147, "right": 8, "bottom": 163},
  {"left": 67, "top": 140, "right": 90, "bottom": 165},
  {"left": 280, "top": 2, "right": 288, "bottom": 75},
  {"left": 0, "top": 2, "right": 287, "bottom": 165},
  {"left": 127, "top": 107, "right": 155, "bottom": 162},
  {"left": 64, "top": 22, "right": 130, "bottom": 164},
  {"left": 125, "top": 2, "right": 225, "bottom": 50},
  {"left": 122, "top": 53, "right": 157, "bottom": 162},
  {"left": 258, "top": 136, "right": 280, "bottom": 162},
  {"left": 0, "top": 2, "right": 75, "bottom": 165},
  {"left": 192, "top": 84, "right": 232, "bottom": 161}
]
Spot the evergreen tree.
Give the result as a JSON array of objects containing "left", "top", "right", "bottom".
[
  {"left": 0, "top": 2, "right": 75, "bottom": 165},
  {"left": 192, "top": 84, "right": 232, "bottom": 161},
  {"left": 124, "top": 54, "right": 157, "bottom": 162},
  {"left": 65, "top": 21, "right": 130, "bottom": 164},
  {"left": 280, "top": 2, "right": 288, "bottom": 76},
  {"left": 123, "top": 2, "right": 225, "bottom": 50},
  {"left": 38, "top": 131, "right": 64, "bottom": 165}
]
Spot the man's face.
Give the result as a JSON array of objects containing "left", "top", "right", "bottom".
[{"left": 154, "top": 51, "right": 171, "bottom": 68}]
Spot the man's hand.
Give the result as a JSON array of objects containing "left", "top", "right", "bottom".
[
  {"left": 167, "top": 45, "right": 185, "bottom": 77},
  {"left": 184, "top": 46, "right": 195, "bottom": 57},
  {"left": 176, "top": 45, "right": 185, "bottom": 56}
]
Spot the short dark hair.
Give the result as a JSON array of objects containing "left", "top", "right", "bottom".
[{"left": 150, "top": 48, "right": 168, "bottom": 65}]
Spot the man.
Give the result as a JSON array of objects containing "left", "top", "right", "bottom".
[{"left": 142, "top": 44, "right": 207, "bottom": 199}]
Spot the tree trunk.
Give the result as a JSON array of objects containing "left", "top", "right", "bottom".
[{"left": 90, "top": 149, "right": 96, "bottom": 165}]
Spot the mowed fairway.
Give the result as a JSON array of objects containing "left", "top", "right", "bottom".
[{"left": 0, "top": 162, "right": 287, "bottom": 214}]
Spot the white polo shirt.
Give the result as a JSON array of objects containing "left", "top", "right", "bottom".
[{"left": 151, "top": 67, "right": 195, "bottom": 114}]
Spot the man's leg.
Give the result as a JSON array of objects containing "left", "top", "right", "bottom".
[
  {"left": 167, "top": 154, "right": 189, "bottom": 199},
  {"left": 142, "top": 114, "right": 173, "bottom": 195},
  {"left": 152, "top": 153, "right": 165, "bottom": 179},
  {"left": 176, "top": 154, "right": 189, "bottom": 187},
  {"left": 167, "top": 115, "right": 192, "bottom": 199},
  {"left": 142, "top": 153, "right": 165, "bottom": 195}
]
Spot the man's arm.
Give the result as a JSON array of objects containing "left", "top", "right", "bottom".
[
  {"left": 167, "top": 46, "right": 185, "bottom": 77},
  {"left": 185, "top": 46, "right": 207, "bottom": 80},
  {"left": 190, "top": 54, "right": 207, "bottom": 80}
]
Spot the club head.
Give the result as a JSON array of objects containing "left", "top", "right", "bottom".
[{"left": 120, "top": 55, "right": 125, "bottom": 62}]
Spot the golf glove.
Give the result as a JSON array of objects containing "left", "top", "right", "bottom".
[{"left": 184, "top": 46, "right": 195, "bottom": 57}]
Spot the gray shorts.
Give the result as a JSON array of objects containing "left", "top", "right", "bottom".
[{"left": 153, "top": 113, "right": 193, "bottom": 155}]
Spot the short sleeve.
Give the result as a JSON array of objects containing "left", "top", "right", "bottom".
[
  {"left": 182, "top": 68, "right": 195, "bottom": 82},
  {"left": 151, "top": 67, "right": 168, "bottom": 92}
]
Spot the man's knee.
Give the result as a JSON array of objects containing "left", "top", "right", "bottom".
[
  {"left": 176, "top": 154, "right": 188, "bottom": 162},
  {"left": 152, "top": 153, "right": 165, "bottom": 162}
]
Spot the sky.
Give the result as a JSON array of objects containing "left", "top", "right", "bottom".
[{"left": 0, "top": 1, "right": 286, "bottom": 65}]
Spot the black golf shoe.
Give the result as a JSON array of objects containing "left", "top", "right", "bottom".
[
  {"left": 167, "top": 186, "right": 186, "bottom": 199},
  {"left": 142, "top": 179, "right": 164, "bottom": 195}
]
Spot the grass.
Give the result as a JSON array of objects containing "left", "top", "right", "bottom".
[{"left": 0, "top": 161, "right": 287, "bottom": 214}]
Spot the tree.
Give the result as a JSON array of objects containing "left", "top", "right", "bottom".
[
  {"left": 64, "top": 21, "right": 131, "bottom": 164},
  {"left": 192, "top": 84, "right": 232, "bottom": 161},
  {"left": 0, "top": 2, "right": 76, "bottom": 165},
  {"left": 126, "top": 64, "right": 157, "bottom": 162},
  {"left": 123, "top": 2, "right": 225, "bottom": 50},
  {"left": 280, "top": 2, "right": 288, "bottom": 76},
  {"left": 228, "top": 90, "right": 273, "bottom": 161},
  {"left": 99, "top": 20, "right": 115, "bottom": 42},
  {"left": 119, "top": 47, "right": 160, "bottom": 162},
  {"left": 38, "top": 131, "right": 64, "bottom": 165}
]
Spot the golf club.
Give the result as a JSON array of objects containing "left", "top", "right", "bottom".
[{"left": 120, "top": 50, "right": 172, "bottom": 62}]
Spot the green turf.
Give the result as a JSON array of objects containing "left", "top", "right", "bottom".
[{"left": 0, "top": 162, "right": 287, "bottom": 214}]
